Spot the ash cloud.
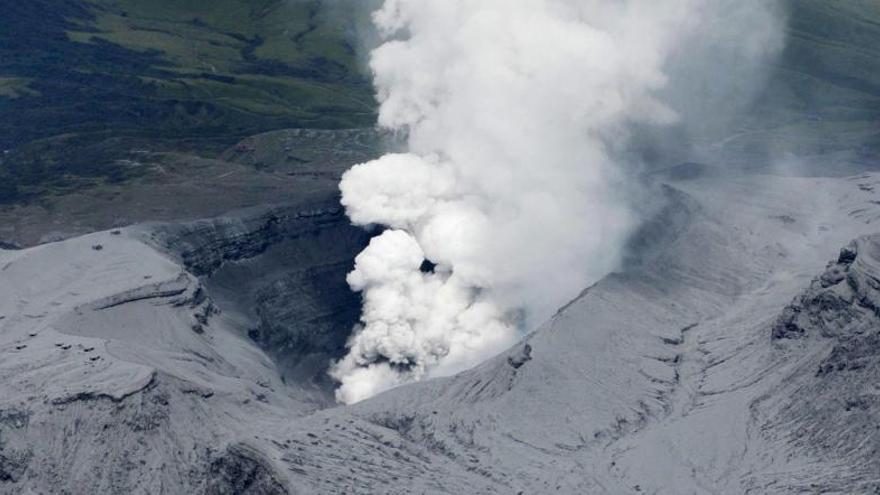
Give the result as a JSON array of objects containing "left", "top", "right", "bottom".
[{"left": 331, "top": 0, "right": 783, "bottom": 404}]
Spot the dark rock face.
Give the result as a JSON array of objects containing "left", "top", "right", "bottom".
[
  {"left": 0, "top": 447, "right": 31, "bottom": 483},
  {"left": 0, "top": 241, "right": 20, "bottom": 250},
  {"left": 817, "top": 333, "right": 880, "bottom": 376},
  {"left": 507, "top": 344, "right": 532, "bottom": 369},
  {"left": 772, "top": 240, "right": 880, "bottom": 342},
  {"left": 147, "top": 199, "right": 371, "bottom": 393},
  {"left": 245, "top": 259, "right": 363, "bottom": 385},
  {"left": 148, "top": 199, "right": 353, "bottom": 276},
  {"left": 0, "top": 412, "right": 31, "bottom": 484},
  {"left": 207, "top": 444, "right": 288, "bottom": 495},
  {"left": 767, "top": 236, "right": 880, "bottom": 486}
]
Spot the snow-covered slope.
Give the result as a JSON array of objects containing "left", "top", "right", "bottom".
[{"left": 2, "top": 171, "right": 880, "bottom": 493}]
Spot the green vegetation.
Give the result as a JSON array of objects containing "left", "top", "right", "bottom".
[
  {"left": 0, "top": 77, "right": 39, "bottom": 98},
  {"left": 1, "top": 0, "right": 879, "bottom": 207},
  {"left": 0, "top": 0, "right": 377, "bottom": 204}
]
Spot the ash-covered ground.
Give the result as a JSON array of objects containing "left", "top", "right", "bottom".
[
  {"left": 2, "top": 1, "right": 880, "bottom": 494},
  {"left": 3, "top": 166, "right": 880, "bottom": 493}
]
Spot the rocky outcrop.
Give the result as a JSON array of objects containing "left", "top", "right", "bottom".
[
  {"left": 144, "top": 199, "right": 370, "bottom": 395},
  {"left": 773, "top": 237, "right": 880, "bottom": 347},
  {"left": 207, "top": 444, "right": 289, "bottom": 495},
  {"left": 765, "top": 235, "right": 880, "bottom": 492},
  {"left": 0, "top": 416, "right": 31, "bottom": 484},
  {"left": 146, "top": 199, "right": 354, "bottom": 276}
]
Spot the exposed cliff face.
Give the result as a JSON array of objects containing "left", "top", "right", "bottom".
[
  {"left": 143, "top": 198, "right": 370, "bottom": 398},
  {"left": 145, "top": 199, "right": 352, "bottom": 276}
]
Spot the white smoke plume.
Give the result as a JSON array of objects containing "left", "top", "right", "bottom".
[{"left": 331, "top": 0, "right": 782, "bottom": 404}]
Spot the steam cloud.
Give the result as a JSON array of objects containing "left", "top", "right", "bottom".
[{"left": 331, "top": 0, "right": 782, "bottom": 404}]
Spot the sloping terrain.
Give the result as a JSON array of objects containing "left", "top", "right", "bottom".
[
  {"left": 0, "top": 229, "right": 310, "bottom": 492},
  {"left": 0, "top": 127, "right": 382, "bottom": 247},
  {"left": 3, "top": 170, "right": 880, "bottom": 493},
  {"left": 0, "top": 0, "right": 878, "bottom": 243},
  {"left": 0, "top": 0, "right": 375, "bottom": 149},
  {"left": 0, "top": 0, "right": 376, "bottom": 205},
  {"left": 315, "top": 171, "right": 880, "bottom": 494},
  {"left": 1, "top": 1, "right": 880, "bottom": 494},
  {"left": 143, "top": 196, "right": 371, "bottom": 399},
  {"left": 709, "top": 0, "right": 880, "bottom": 172}
]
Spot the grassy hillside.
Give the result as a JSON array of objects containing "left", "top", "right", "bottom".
[
  {"left": 0, "top": 0, "right": 377, "bottom": 203},
  {"left": 1, "top": 0, "right": 375, "bottom": 146},
  {"left": 1, "top": 0, "right": 879, "bottom": 209}
]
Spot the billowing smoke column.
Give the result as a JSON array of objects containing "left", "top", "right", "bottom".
[{"left": 331, "top": 0, "right": 781, "bottom": 404}]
